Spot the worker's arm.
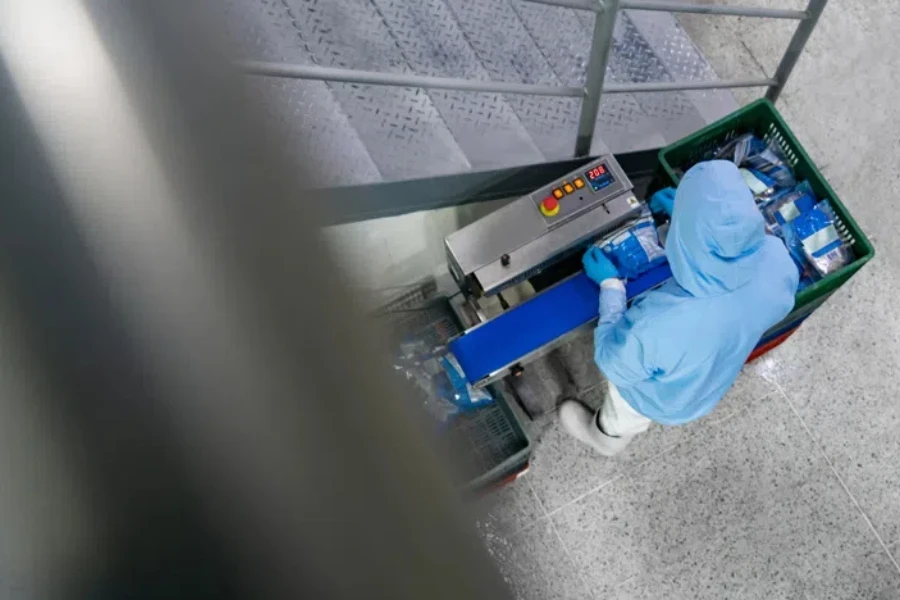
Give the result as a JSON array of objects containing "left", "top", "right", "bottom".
[
  {"left": 592, "top": 302, "right": 654, "bottom": 387},
  {"left": 597, "top": 279, "right": 626, "bottom": 326},
  {"left": 583, "top": 247, "right": 654, "bottom": 386},
  {"left": 582, "top": 246, "right": 625, "bottom": 328},
  {"left": 650, "top": 187, "right": 675, "bottom": 216}
]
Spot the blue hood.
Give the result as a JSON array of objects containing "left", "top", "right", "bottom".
[{"left": 666, "top": 160, "right": 766, "bottom": 296}]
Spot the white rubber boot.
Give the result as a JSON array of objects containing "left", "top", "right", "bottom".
[{"left": 559, "top": 399, "right": 633, "bottom": 457}]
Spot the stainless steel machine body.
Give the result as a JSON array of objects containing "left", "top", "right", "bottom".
[{"left": 445, "top": 153, "right": 640, "bottom": 298}]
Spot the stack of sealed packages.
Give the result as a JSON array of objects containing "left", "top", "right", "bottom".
[{"left": 716, "top": 134, "right": 854, "bottom": 290}]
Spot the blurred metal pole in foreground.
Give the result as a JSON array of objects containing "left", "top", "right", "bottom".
[{"left": 0, "top": 1, "right": 512, "bottom": 598}]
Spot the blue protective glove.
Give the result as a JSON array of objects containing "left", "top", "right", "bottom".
[
  {"left": 650, "top": 187, "right": 676, "bottom": 216},
  {"left": 582, "top": 245, "right": 619, "bottom": 284}
]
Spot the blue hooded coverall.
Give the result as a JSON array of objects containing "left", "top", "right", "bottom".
[{"left": 594, "top": 161, "right": 799, "bottom": 425}]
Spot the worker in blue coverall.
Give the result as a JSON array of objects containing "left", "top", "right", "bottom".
[{"left": 560, "top": 160, "right": 799, "bottom": 456}]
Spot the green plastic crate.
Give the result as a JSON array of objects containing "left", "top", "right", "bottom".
[{"left": 657, "top": 98, "right": 874, "bottom": 320}]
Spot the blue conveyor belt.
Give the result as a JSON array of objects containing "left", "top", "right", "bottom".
[{"left": 449, "top": 264, "right": 672, "bottom": 384}]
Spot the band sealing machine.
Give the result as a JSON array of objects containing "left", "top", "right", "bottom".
[{"left": 444, "top": 152, "right": 672, "bottom": 387}]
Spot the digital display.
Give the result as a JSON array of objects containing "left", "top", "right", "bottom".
[
  {"left": 584, "top": 162, "right": 615, "bottom": 191},
  {"left": 586, "top": 165, "right": 607, "bottom": 180}
]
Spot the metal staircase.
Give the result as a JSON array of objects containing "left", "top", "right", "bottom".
[{"left": 225, "top": 0, "right": 824, "bottom": 196}]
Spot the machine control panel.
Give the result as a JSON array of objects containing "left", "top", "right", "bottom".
[
  {"left": 529, "top": 157, "right": 632, "bottom": 228},
  {"left": 445, "top": 152, "right": 638, "bottom": 296}
]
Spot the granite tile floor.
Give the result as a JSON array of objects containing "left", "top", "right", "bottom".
[{"left": 471, "top": 1, "right": 900, "bottom": 597}]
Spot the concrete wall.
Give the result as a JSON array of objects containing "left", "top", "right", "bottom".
[
  {"left": 321, "top": 208, "right": 457, "bottom": 308},
  {"left": 321, "top": 198, "right": 512, "bottom": 309}
]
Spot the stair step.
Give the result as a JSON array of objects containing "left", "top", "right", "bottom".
[
  {"left": 608, "top": 9, "right": 707, "bottom": 144},
  {"left": 623, "top": 10, "right": 738, "bottom": 124},
  {"left": 280, "top": 0, "right": 473, "bottom": 181},
  {"left": 369, "top": 0, "right": 546, "bottom": 169},
  {"left": 224, "top": 0, "right": 382, "bottom": 187},
  {"left": 445, "top": 0, "right": 587, "bottom": 159}
]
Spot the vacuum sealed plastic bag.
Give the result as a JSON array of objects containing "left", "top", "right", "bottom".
[
  {"left": 740, "top": 168, "right": 777, "bottom": 199},
  {"left": 598, "top": 210, "right": 667, "bottom": 279},
  {"left": 760, "top": 181, "right": 817, "bottom": 225},
  {"left": 395, "top": 342, "right": 492, "bottom": 424},
  {"left": 789, "top": 200, "right": 853, "bottom": 277},
  {"left": 715, "top": 133, "right": 756, "bottom": 165},
  {"left": 435, "top": 354, "right": 493, "bottom": 410},
  {"left": 716, "top": 133, "right": 796, "bottom": 188},
  {"left": 778, "top": 219, "right": 818, "bottom": 287},
  {"left": 744, "top": 142, "right": 796, "bottom": 188}
]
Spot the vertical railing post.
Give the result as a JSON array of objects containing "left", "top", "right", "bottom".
[
  {"left": 574, "top": 0, "right": 619, "bottom": 157},
  {"left": 765, "top": 0, "right": 827, "bottom": 103}
]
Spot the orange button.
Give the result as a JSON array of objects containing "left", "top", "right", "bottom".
[
  {"left": 552, "top": 188, "right": 564, "bottom": 199},
  {"left": 563, "top": 182, "right": 575, "bottom": 194},
  {"left": 540, "top": 196, "right": 560, "bottom": 217},
  {"left": 574, "top": 178, "right": 585, "bottom": 189}
]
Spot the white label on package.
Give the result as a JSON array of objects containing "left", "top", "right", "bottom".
[
  {"left": 777, "top": 202, "right": 802, "bottom": 223},
  {"left": 801, "top": 225, "right": 840, "bottom": 256},
  {"left": 740, "top": 168, "right": 770, "bottom": 195},
  {"left": 610, "top": 231, "right": 631, "bottom": 245}
]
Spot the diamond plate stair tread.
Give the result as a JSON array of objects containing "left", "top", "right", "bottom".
[
  {"left": 252, "top": 78, "right": 383, "bottom": 187},
  {"left": 369, "top": 0, "right": 545, "bottom": 169},
  {"left": 444, "top": 0, "right": 603, "bottom": 158},
  {"left": 512, "top": 2, "right": 704, "bottom": 150},
  {"left": 624, "top": 10, "right": 738, "bottom": 124},
  {"left": 451, "top": 0, "right": 656, "bottom": 155},
  {"left": 609, "top": 10, "right": 708, "bottom": 144},
  {"left": 507, "top": 1, "right": 661, "bottom": 153},
  {"left": 224, "top": 0, "right": 381, "bottom": 187},
  {"left": 280, "top": 0, "right": 473, "bottom": 180}
]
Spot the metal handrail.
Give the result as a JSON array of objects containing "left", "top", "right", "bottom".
[
  {"left": 236, "top": 61, "right": 585, "bottom": 97},
  {"left": 520, "top": 0, "right": 602, "bottom": 10},
  {"left": 620, "top": 1, "right": 807, "bottom": 19},
  {"left": 238, "top": 0, "right": 827, "bottom": 158},
  {"left": 522, "top": 0, "right": 808, "bottom": 19},
  {"left": 239, "top": 60, "right": 776, "bottom": 96},
  {"left": 575, "top": 0, "right": 619, "bottom": 155},
  {"left": 605, "top": 78, "right": 776, "bottom": 94},
  {"left": 766, "top": 0, "right": 827, "bottom": 102}
]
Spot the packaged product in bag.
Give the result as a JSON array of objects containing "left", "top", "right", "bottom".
[
  {"left": 760, "top": 181, "right": 817, "bottom": 225},
  {"left": 598, "top": 210, "right": 667, "bottom": 280},
  {"left": 789, "top": 200, "right": 853, "bottom": 277},
  {"left": 716, "top": 133, "right": 796, "bottom": 188},
  {"left": 394, "top": 343, "right": 492, "bottom": 425}
]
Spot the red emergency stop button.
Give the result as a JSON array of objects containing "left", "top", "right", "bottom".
[{"left": 540, "top": 196, "right": 560, "bottom": 217}]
